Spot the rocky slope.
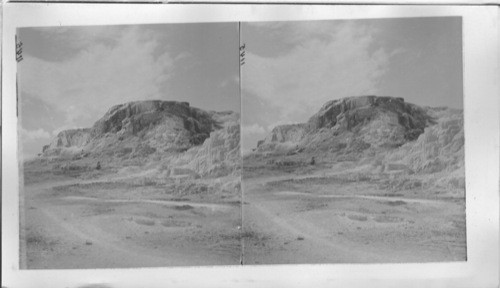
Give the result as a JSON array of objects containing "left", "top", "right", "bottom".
[
  {"left": 43, "top": 128, "right": 91, "bottom": 153},
  {"left": 388, "top": 107, "right": 464, "bottom": 173},
  {"left": 171, "top": 111, "right": 241, "bottom": 177},
  {"left": 254, "top": 95, "right": 464, "bottom": 176},
  {"left": 257, "top": 96, "right": 434, "bottom": 153},
  {"left": 41, "top": 100, "right": 240, "bottom": 178}
]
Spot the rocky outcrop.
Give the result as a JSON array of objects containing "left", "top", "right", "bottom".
[
  {"left": 91, "top": 101, "right": 214, "bottom": 140},
  {"left": 43, "top": 128, "right": 91, "bottom": 155},
  {"left": 41, "top": 100, "right": 241, "bottom": 178},
  {"left": 388, "top": 107, "right": 464, "bottom": 173},
  {"left": 253, "top": 95, "right": 464, "bottom": 176},
  {"left": 43, "top": 100, "right": 219, "bottom": 156},
  {"left": 173, "top": 111, "right": 241, "bottom": 177},
  {"left": 91, "top": 100, "right": 216, "bottom": 151},
  {"left": 307, "top": 96, "right": 429, "bottom": 132},
  {"left": 262, "top": 124, "right": 307, "bottom": 145},
  {"left": 257, "top": 96, "right": 434, "bottom": 152}
]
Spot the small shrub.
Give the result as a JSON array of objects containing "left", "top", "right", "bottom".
[
  {"left": 348, "top": 214, "right": 368, "bottom": 221},
  {"left": 385, "top": 200, "right": 407, "bottom": 206},
  {"left": 141, "top": 177, "right": 158, "bottom": 186},
  {"left": 134, "top": 218, "right": 155, "bottom": 226},
  {"left": 174, "top": 204, "right": 194, "bottom": 210}
]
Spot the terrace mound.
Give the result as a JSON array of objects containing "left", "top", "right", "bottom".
[
  {"left": 252, "top": 95, "right": 463, "bottom": 178},
  {"left": 40, "top": 100, "right": 240, "bottom": 178},
  {"left": 257, "top": 95, "right": 434, "bottom": 154}
]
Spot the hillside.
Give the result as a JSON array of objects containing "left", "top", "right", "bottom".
[
  {"left": 35, "top": 100, "right": 240, "bottom": 180},
  {"left": 257, "top": 96, "right": 434, "bottom": 153},
  {"left": 247, "top": 95, "right": 464, "bottom": 191},
  {"left": 242, "top": 95, "right": 466, "bottom": 264},
  {"left": 23, "top": 103, "right": 243, "bottom": 268}
]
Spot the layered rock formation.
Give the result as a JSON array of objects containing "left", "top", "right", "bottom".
[
  {"left": 44, "top": 128, "right": 91, "bottom": 154},
  {"left": 257, "top": 96, "right": 435, "bottom": 153},
  {"left": 254, "top": 95, "right": 464, "bottom": 176},
  {"left": 172, "top": 111, "right": 241, "bottom": 177},
  {"left": 44, "top": 101, "right": 218, "bottom": 155},
  {"left": 41, "top": 100, "right": 240, "bottom": 177},
  {"left": 388, "top": 107, "right": 464, "bottom": 173},
  {"left": 259, "top": 124, "right": 307, "bottom": 147}
]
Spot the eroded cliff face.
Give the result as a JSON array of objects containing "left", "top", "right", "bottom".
[
  {"left": 173, "top": 111, "right": 241, "bottom": 177},
  {"left": 388, "top": 107, "right": 464, "bottom": 174},
  {"left": 51, "top": 128, "right": 91, "bottom": 148},
  {"left": 252, "top": 95, "right": 464, "bottom": 179},
  {"left": 90, "top": 101, "right": 215, "bottom": 147},
  {"left": 257, "top": 96, "right": 434, "bottom": 152},
  {"left": 260, "top": 124, "right": 307, "bottom": 146},
  {"left": 41, "top": 100, "right": 240, "bottom": 178},
  {"left": 43, "top": 129, "right": 91, "bottom": 156},
  {"left": 43, "top": 101, "right": 217, "bottom": 155}
]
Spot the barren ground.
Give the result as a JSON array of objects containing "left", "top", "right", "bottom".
[
  {"left": 21, "top": 155, "right": 466, "bottom": 268},
  {"left": 242, "top": 160, "right": 466, "bottom": 264},
  {"left": 21, "top": 161, "right": 242, "bottom": 269}
]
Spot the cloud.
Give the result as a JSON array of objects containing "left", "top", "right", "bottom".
[
  {"left": 51, "top": 125, "right": 82, "bottom": 137},
  {"left": 19, "top": 26, "right": 176, "bottom": 130},
  {"left": 242, "top": 21, "right": 390, "bottom": 125},
  {"left": 242, "top": 123, "right": 266, "bottom": 135},
  {"left": 220, "top": 74, "right": 239, "bottom": 88},
  {"left": 266, "top": 120, "right": 293, "bottom": 132},
  {"left": 25, "top": 26, "right": 125, "bottom": 58},
  {"left": 20, "top": 128, "right": 51, "bottom": 142}
]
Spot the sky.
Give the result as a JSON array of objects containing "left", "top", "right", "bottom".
[
  {"left": 241, "top": 17, "right": 462, "bottom": 152},
  {"left": 17, "top": 18, "right": 463, "bottom": 157},
  {"left": 18, "top": 23, "right": 240, "bottom": 158}
]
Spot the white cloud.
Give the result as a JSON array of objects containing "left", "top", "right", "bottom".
[
  {"left": 220, "top": 74, "right": 239, "bottom": 88},
  {"left": 19, "top": 26, "right": 176, "bottom": 130},
  {"left": 242, "top": 22, "right": 390, "bottom": 125},
  {"left": 51, "top": 124, "right": 85, "bottom": 137},
  {"left": 266, "top": 120, "right": 293, "bottom": 131},
  {"left": 242, "top": 123, "right": 266, "bottom": 135},
  {"left": 20, "top": 128, "right": 51, "bottom": 142}
]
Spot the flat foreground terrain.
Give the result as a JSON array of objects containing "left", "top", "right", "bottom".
[
  {"left": 242, "top": 163, "right": 466, "bottom": 264},
  {"left": 21, "top": 159, "right": 466, "bottom": 267},
  {"left": 21, "top": 164, "right": 241, "bottom": 269}
]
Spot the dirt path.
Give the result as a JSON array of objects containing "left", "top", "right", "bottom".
[
  {"left": 24, "top": 172, "right": 142, "bottom": 194},
  {"left": 274, "top": 191, "right": 449, "bottom": 205},
  {"left": 63, "top": 196, "right": 232, "bottom": 212}
]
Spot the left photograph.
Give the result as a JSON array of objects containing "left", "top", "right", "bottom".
[{"left": 17, "top": 23, "right": 242, "bottom": 269}]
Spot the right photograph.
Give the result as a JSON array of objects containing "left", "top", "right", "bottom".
[{"left": 240, "top": 17, "right": 465, "bottom": 264}]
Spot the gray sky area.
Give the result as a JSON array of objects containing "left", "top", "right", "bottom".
[
  {"left": 241, "top": 17, "right": 462, "bottom": 152},
  {"left": 18, "top": 18, "right": 462, "bottom": 157},
  {"left": 18, "top": 23, "right": 240, "bottom": 158}
]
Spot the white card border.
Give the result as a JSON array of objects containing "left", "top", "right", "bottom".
[{"left": 2, "top": 4, "right": 498, "bottom": 288}]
